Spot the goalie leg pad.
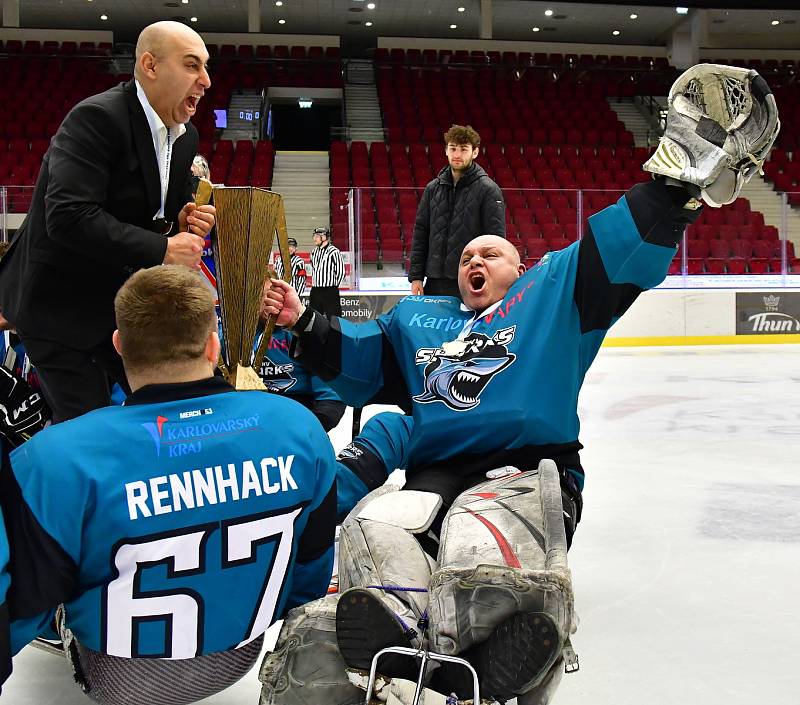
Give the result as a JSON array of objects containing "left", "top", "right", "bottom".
[
  {"left": 259, "top": 595, "right": 365, "bottom": 705},
  {"left": 339, "top": 487, "right": 434, "bottom": 621},
  {"left": 428, "top": 460, "right": 574, "bottom": 683}
]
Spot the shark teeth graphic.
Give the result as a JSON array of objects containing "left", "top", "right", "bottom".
[
  {"left": 452, "top": 388, "right": 477, "bottom": 405},
  {"left": 448, "top": 367, "right": 488, "bottom": 408}
]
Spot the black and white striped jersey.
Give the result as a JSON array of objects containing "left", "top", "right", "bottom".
[
  {"left": 310, "top": 243, "right": 345, "bottom": 288},
  {"left": 274, "top": 253, "right": 308, "bottom": 295}
]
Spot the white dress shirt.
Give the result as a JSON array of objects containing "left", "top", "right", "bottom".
[{"left": 135, "top": 80, "right": 187, "bottom": 219}]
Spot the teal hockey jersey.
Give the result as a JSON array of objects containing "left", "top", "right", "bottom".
[
  {"left": 291, "top": 180, "right": 700, "bottom": 488},
  {"left": 2, "top": 377, "right": 337, "bottom": 661},
  {"left": 258, "top": 328, "right": 340, "bottom": 402}
]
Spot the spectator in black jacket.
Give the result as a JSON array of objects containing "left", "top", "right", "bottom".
[{"left": 409, "top": 125, "right": 505, "bottom": 297}]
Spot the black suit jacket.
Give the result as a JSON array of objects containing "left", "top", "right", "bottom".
[{"left": 0, "top": 80, "right": 197, "bottom": 348}]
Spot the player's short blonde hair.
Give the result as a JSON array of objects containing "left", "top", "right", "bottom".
[{"left": 115, "top": 265, "right": 216, "bottom": 374}]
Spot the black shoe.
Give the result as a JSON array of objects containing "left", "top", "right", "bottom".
[
  {"left": 478, "top": 612, "right": 561, "bottom": 703},
  {"left": 336, "top": 588, "right": 419, "bottom": 680},
  {"left": 430, "top": 612, "right": 560, "bottom": 704}
]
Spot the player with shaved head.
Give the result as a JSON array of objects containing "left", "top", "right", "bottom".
[
  {"left": 262, "top": 178, "right": 709, "bottom": 703},
  {"left": 457, "top": 234, "right": 526, "bottom": 312},
  {"left": 271, "top": 65, "right": 779, "bottom": 705},
  {"left": 260, "top": 161, "right": 705, "bottom": 700}
]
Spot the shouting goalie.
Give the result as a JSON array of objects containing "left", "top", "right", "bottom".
[{"left": 260, "top": 64, "right": 779, "bottom": 705}]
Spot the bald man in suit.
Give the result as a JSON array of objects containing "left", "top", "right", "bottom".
[{"left": 0, "top": 21, "right": 216, "bottom": 422}]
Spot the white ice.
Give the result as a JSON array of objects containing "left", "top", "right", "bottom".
[{"left": 4, "top": 344, "right": 800, "bottom": 705}]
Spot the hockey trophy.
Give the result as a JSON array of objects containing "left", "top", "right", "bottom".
[{"left": 195, "top": 182, "right": 291, "bottom": 390}]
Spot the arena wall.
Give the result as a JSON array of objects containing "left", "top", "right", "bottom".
[{"left": 338, "top": 287, "right": 800, "bottom": 346}]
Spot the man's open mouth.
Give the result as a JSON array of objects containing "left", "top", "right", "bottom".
[
  {"left": 468, "top": 271, "right": 486, "bottom": 292},
  {"left": 185, "top": 93, "right": 201, "bottom": 112}
]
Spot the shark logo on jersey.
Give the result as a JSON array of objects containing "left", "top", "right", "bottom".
[
  {"left": 413, "top": 326, "right": 516, "bottom": 411},
  {"left": 259, "top": 360, "right": 297, "bottom": 394}
]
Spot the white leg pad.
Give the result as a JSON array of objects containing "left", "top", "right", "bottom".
[
  {"left": 339, "top": 487, "right": 434, "bottom": 621},
  {"left": 428, "top": 461, "right": 575, "bottom": 655}
]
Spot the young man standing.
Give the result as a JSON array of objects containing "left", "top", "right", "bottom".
[
  {"left": 408, "top": 124, "right": 505, "bottom": 298},
  {"left": 309, "top": 227, "right": 345, "bottom": 317}
]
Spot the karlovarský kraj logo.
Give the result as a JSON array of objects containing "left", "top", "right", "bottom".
[
  {"left": 142, "top": 415, "right": 170, "bottom": 457},
  {"left": 141, "top": 407, "right": 260, "bottom": 459}
]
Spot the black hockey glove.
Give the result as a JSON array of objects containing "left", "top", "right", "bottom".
[{"left": 0, "top": 366, "right": 51, "bottom": 447}]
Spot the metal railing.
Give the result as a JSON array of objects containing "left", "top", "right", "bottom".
[
  {"left": 350, "top": 185, "right": 800, "bottom": 288},
  {"left": 3, "top": 184, "right": 799, "bottom": 287}
]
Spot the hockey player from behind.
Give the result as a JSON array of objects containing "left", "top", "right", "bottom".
[
  {"left": 262, "top": 64, "right": 780, "bottom": 704},
  {"left": 0, "top": 265, "right": 338, "bottom": 704}
]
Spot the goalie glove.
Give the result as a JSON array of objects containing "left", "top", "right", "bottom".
[
  {"left": 0, "top": 366, "right": 51, "bottom": 447},
  {"left": 644, "top": 63, "right": 780, "bottom": 207}
]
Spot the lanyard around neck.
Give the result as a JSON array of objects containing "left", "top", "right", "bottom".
[
  {"left": 455, "top": 300, "right": 503, "bottom": 340},
  {"left": 158, "top": 128, "right": 172, "bottom": 218}
]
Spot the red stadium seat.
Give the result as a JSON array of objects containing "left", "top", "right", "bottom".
[
  {"left": 686, "top": 240, "right": 710, "bottom": 259},
  {"left": 729, "top": 239, "right": 753, "bottom": 259},
  {"left": 548, "top": 237, "right": 572, "bottom": 251},
  {"left": 726, "top": 258, "right": 746, "bottom": 274},
  {"left": 709, "top": 240, "right": 730, "bottom": 259},
  {"left": 687, "top": 258, "right": 705, "bottom": 275},
  {"left": 525, "top": 240, "right": 549, "bottom": 259},
  {"left": 752, "top": 240, "right": 780, "bottom": 258}
]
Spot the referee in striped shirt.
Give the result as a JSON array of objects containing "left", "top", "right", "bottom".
[
  {"left": 274, "top": 237, "right": 307, "bottom": 295},
  {"left": 309, "top": 227, "right": 345, "bottom": 317}
]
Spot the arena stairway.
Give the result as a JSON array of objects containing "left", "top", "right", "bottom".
[
  {"left": 344, "top": 62, "right": 385, "bottom": 145},
  {"left": 270, "top": 151, "right": 331, "bottom": 248},
  {"left": 739, "top": 176, "right": 800, "bottom": 251}
]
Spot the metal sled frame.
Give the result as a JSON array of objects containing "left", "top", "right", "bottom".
[{"left": 363, "top": 646, "right": 480, "bottom": 705}]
